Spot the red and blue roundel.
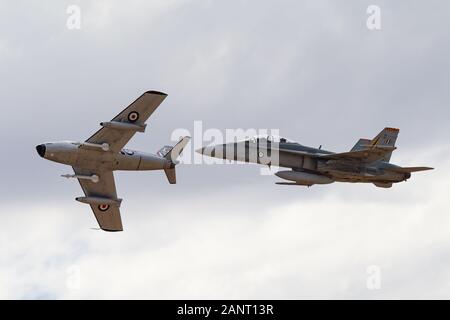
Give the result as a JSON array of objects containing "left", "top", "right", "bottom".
[{"left": 128, "top": 111, "right": 139, "bottom": 122}]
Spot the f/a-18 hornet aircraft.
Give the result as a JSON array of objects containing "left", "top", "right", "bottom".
[
  {"left": 36, "top": 91, "right": 190, "bottom": 232},
  {"left": 197, "top": 127, "right": 433, "bottom": 188}
]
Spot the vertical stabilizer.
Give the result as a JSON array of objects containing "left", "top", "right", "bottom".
[
  {"left": 164, "top": 136, "right": 191, "bottom": 163},
  {"left": 369, "top": 127, "right": 399, "bottom": 162},
  {"left": 164, "top": 168, "right": 176, "bottom": 184},
  {"left": 157, "top": 136, "right": 190, "bottom": 184},
  {"left": 350, "top": 138, "right": 371, "bottom": 151}
]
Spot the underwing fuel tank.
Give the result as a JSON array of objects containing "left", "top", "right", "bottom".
[{"left": 275, "top": 170, "right": 333, "bottom": 185}]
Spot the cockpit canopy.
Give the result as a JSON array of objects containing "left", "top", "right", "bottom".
[{"left": 247, "top": 135, "right": 295, "bottom": 144}]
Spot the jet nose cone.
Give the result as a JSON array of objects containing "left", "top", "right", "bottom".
[
  {"left": 36, "top": 144, "right": 46, "bottom": 157},
  {"left": 196, "top": 146, "right": 214, "bottom": 157}
]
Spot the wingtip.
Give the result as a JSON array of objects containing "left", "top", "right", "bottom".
[
  {"left": 145, "top": 90, "right": 168, "bottom": 96},
  {"left": 417, "top": 167, "right": 434, "bottom": 171},
  {"left": 101, "top": 228, "right": 124, "bottom": 232},
  {"left": 384, "top": 127, "right": 400, "bottom": 132}
]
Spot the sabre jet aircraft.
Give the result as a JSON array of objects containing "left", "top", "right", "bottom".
[
  {"left": 196, "top": 127, "right": 433, "bottom": 188},
  {"left": 36, "top": 91, "right": 190, "bottom": 231}
]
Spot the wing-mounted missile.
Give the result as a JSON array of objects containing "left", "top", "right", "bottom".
[
  {"left": 100, "top": 121, "right": 146, "bottom": 132},
  {"left": 275, "top": 170, "right": 334, "bottom": 186},
  {"left": 74, "top": 142, "right": 110, "bottom": 152},
  {"left": 275, "top": 182, "right": 300, "bottom": 186},
  {"left": 75, "top": 196, "right": 122, "bottom": 206},
  {"left": 61, "top": 173, "right": 100, "bottom": 183}
]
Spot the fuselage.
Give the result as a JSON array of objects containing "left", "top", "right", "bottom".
[
  {"left": 198, "top": 139, "right": 410, "bottom": 185},
  {"left": 36, "top": 141, "right": 171, "bottom": 171}
]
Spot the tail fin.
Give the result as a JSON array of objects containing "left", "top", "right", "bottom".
[
  {"left": 164, "top": 168, "right": 176, "bottom": 184},
  {"left": 157, "top": 136, "right": 191, "bottom": 162},
  {"left": 164, "top": 136, "right": 190, "bottom": 163},
  {"left": 158, "top": 136, "right": 191, "bottom": 184},
  {"left": 369, "top": 128, "right": 399, "bottom": 162},
  {"left": 350, "top": 128, "right": 399, "bottom": 162},
  {"left": 351, "top": 138, "right": 371, "bottom": 151}
]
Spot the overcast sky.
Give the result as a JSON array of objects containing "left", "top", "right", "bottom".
[{"left": 0, "top": 0, "right": 449, "bottom": 299}]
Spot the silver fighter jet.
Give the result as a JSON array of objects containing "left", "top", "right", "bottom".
[
  {"left": 36, "top": 91, "right": 190, "bottom": 231},
  {"left": 196, "top": 127, "right": 433, "bottom": 188}
]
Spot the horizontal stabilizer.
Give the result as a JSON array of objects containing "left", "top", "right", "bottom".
[
  {"left": 360, "top": 145, "right": 396, "bottom": 151},
  {"left": 386, "top": 166, "right": 434, "bottom": 173}
]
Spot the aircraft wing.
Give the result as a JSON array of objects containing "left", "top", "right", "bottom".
[
  {"left": 85, "top": 91, "right": 167, "bottom": 152},
  {"left": 319, "top": 146, "right": 396, "bottom": 163},
  {"left": 73, "top": 167, "right": 123, "bottom": 232}
]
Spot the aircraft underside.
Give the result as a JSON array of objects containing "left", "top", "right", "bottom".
[{"left": 324, "top": 170, "right": 402, "bottom": 183}]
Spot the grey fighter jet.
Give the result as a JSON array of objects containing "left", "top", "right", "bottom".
[
  {"left": 196, "top": 127, "right": 433, "bottom": 188},
  {"left": 36, "top": 91, "right": 190, "bottom": 231}
]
